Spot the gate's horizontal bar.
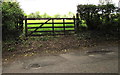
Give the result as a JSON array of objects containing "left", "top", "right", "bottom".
[
  {"left": 25, "top": 18, "right": 74, "bottom": 20},
  {"left": 27, "top": 26, "right": 74, "bottom": 29},
  {"left": 27, "top": 22, "right": 74, "bottom": 25},
  {"left": 30, "top": 33, "right": 74, "bottom": 36},
  {"left": 30, "top": 30, "right": 75, "bottom": 32}
]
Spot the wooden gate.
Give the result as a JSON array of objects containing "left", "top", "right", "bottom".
[{"left": 24, "top": 17, "right": 78, "bottom": 36}]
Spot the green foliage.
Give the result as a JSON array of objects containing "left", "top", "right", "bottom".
[
  {"left": 41, "top": 13, "right": 51, "bottom": 18},
  {"left": 28, "top": 11, "right": 41, "bottom": 18},
  {"left": 67, "top": 12, "right": 74, "bottom": 18},
  {"left": 99, "top": 0, "right": 113, "bottom": 5},
  {"left": 53, "top": 14, "right": 61, "bottom": 18},
  {"left": 77, "top": 4, "right": 119, "bottom": 33},
  {"left": 27, "top": 12, "right": 75, "bottom": 18},
  {"left": 61, "top": 14, "right": 68, "bottom": 18},
  {"left": 2, "top": 2, "right": 24, "bottom": 41},
  {"left": 77, "top": 4, "right": 98, "bottom": 30},
  {"left": 28, "top": 12, "right": 51, "bottom": 18}
]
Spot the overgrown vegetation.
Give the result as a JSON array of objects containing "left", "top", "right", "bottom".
[
  {"left": 2, "top": 2, "right": 24, "bottom": 41},
  {"left": 77, "top": 4, "right": 119, "bottom": 35}
]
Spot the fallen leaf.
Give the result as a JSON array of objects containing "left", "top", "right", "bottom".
[
  {"left": 24, "top": 54, "right": 28, "bottom": 57},
  {"left": 13, "top": 54, "right": 15, "bottom": 56},
  {"left": 5, "top": 59, "right": 8, "bottom": 61},
  {"left": 64, "top": 49, "right": 67, "bottom": 52}
]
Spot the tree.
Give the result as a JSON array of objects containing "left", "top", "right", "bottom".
[
  {"left": 53, "top": 14, "right": 61, "bottom": 18},
  {"left": 77, "top": 4, "right": 117, "bottom": 31},
  {"left": 28, "top": 11, "right": 41, "bottom": 18},
  {"left": 41, "top": 13, "right": 51, "bottom": 18},
  {"left": 34, "top": 11, "right": 41, "bottom": 18},
  {"left": 67, "top": 12, "right": 74, "bottom": 18},
  {"left": 2, "top": 2, "right": 24, "bottom": 40},
  {"left": 28, "top": 13, "right": 34, "bottom": 18},
  {"left": 62, "top": 14, "right": 68, "bottom": 18},
  {"left": 99, "top": 0, "right": 113, "bottom": 5}
]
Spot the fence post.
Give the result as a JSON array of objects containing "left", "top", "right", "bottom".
[
  {"left": 19, "top": 15, "right": 24, "bottom": 32},
  {"left": 63, "top": 18, "right": 65, "bottom": 35},
  {"left": 52, "top": 19, "right": 54, "bottom": 36},
  {"left": 73, "top": 16, "right": 76, "bottom": 33},
  {"left": 75, "top": 13, "right": 80, "bottom": 33},
  {"left": 25, "top": 16, "right": 28, "bottom": 37}
]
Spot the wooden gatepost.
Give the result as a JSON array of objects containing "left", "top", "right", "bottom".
[
  {"left": 24, "top": 16, "right": 28, "bottom": 37},
  {"left": 75, "top": 13, "right": 80, "bottom": 34}
]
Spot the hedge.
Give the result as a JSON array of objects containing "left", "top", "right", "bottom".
[{"left": 2, "top": 2, "right": 24, "bottom": 41}]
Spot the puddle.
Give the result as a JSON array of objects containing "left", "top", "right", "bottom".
[
  {"left": 24, "top": 62, "right": 54, "bottom": 70},
  {"left": 29, "top": 64, "right": 41, "bottom": 69},
  {"left": 88, "top": 55, "right": 95, "bottom": 56},
  {"left": 86, "top": 50, "right": 113, "bottom": 55}
]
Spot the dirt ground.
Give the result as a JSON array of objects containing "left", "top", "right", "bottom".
[{"left": 2, "top": 34, "right": 119, "bottom": 64}]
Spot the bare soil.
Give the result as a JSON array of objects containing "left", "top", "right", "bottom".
[{"left": 2, "top": 34, "right": 119, "bottom": 64}]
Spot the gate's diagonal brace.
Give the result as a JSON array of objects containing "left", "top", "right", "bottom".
[{"left": 28, "top": 18, "right": 51, "bottom": 36}]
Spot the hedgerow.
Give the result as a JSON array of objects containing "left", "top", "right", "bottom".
[
  {"left": 2, "top": 2, "right": 24, "bottom": 41},
  {"left": 77, "top": 4, "right": 119, "bottom": 33}
]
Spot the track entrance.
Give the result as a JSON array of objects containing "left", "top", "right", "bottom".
[{"left": 24, "top": 17, "right": 77, "bottom": 36}]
